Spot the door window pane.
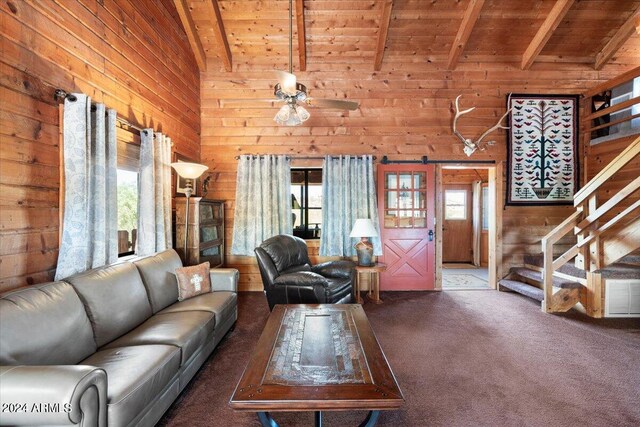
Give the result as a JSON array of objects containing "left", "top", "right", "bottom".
[
  {"left": 414, "top": 173, "right": 426, "bottom": 189},
  {"left": 386, "top": 191, "right": 398, "bottom": 209},
  {"left": 414, "top": 216, "right": 427, "bottom": 228},
  {"left": 399, "top": 191, "right": 412, "bottom": 209},
  {"left": 414, "top": 191, "right": 427, "bottom": 209},
  {"left": 399, "top": 173, "right": 412, "bottom": 190},
  {"left": 398, "top": 210, "right": 413, "bottom": 228},
  {"left": 384, "top": 210, "right": 397, "bottom": 228},
  {"left": 445, "top": 190, "right": 467, "bottom": 220},
  {"left": 386, "top": 173, "right": 397, "bottom": 189}
]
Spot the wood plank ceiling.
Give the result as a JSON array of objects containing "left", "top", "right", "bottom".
[{"left": 177, "top": 0, "right": 640, "bottom": 72}]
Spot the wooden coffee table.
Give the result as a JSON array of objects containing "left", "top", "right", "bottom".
[{"left": 230, "top": 304, "right": 403, "bottom": 427}]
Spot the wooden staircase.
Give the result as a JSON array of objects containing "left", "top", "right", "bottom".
[{"left": 500, "top": 136, "right": 640, "bottom": 317}]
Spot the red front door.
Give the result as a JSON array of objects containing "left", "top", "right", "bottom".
[{"left": 377, "top": 164, "right": 436, "bottom": 291}]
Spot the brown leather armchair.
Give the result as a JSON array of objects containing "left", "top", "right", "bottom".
[{"left": 255, "top": 234, "right": 356, "bottom": 310}]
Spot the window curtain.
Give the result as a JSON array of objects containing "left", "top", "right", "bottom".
[
  {"left": 320, "top": 155, "right": 382, "bottom": 257},
  {"left": 55, "top": 95, "right": 118, "bottom": 280},
  {"left": 231, "top": 155, "right": 292, "bottom": 255},
  {"left": 472, "top": 180, "right": 482, "bottom": 267},
  {"left": 137, "top": 130, "right": 172, "bottom": 256}
]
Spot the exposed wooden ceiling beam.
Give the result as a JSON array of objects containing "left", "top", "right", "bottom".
[
  {"left": 447, "top": 0, "right": 485, "bottom": 70},
  {"left": 595, "top": 9, "right": 640, "bottom": 70},
  {"left": 205, "top": 0, "right": 232, "bottom": 72},
  {"left": 295, "top": 0, "right": 306, "bottom": 71},
  {"left": 374, "top": 0, "right": 393, "bottom": 71},
  {"left": 173, "top": 0, "right": 207, "bottom": 72},
  {"left": 521, "top": 0, "right": 575, "bottom": 70}
]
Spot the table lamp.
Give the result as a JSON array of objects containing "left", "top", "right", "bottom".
[
  {"left": 171, "top": 162, "right": 209, "bottom": 263},
  {"left": 349, "top": 218, "right": 378, "bottom": 267}
]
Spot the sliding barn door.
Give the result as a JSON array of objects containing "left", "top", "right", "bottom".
[{"left": 377, "top": 164, "right": 435, "bottom": 290}]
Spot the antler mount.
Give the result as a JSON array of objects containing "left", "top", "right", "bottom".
[{"left": 452, "top": 95, "right": 512, "bottom": 156}]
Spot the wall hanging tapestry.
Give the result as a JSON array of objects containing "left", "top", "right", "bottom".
[{"left": 507, "top": 94, "right": 579, "bottom": 206}]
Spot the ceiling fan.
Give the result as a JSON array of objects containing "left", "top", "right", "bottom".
[{"left": 266, "top": 0, "right": 359, "bottom": 125}]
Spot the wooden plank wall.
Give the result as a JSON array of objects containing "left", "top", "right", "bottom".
[
  {"left": 201, "top": 63, "right": 636, "bottom": 291},
  {"left": 0, "top": 0, "right": 200, "bottom": 291}
]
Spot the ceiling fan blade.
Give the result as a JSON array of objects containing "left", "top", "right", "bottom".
[
  {"left": 275, "top": 70, "right": 297, "bottom": 95},
  {"left": 307, "top": 98, "right": 359, "bottom": 111},
  {"left": 221, "top": 99, "right": 283, "bottom": 103}
]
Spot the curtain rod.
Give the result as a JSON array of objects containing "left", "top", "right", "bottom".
[
  {"left": 427, "top": 159, "right": 496, "bottom": 164},
  {"left": 54, "top": 89, "right": 152, "bottom": 137},
  {"left": 234, "top": 155, "right": 377, "bottom": 160}
]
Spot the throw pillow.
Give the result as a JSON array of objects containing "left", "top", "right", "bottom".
[{"left": 175, "top": 262, "right": 211, "bottom": 301}]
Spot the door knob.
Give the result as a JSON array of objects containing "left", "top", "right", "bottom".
[{"left": 428, "top": 230, "right": 434, "bottom": 241}]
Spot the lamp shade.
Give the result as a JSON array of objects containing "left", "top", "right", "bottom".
[
  {"left": 170, "top": 162, "right": 208, "bottom": 179},
  {"left": 349, "top": 218, "right": 378, "bottom": 238}
]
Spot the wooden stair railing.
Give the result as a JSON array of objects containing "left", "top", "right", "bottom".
[{"left": 541, "top": 136, "right": 640, "bottom": 314}]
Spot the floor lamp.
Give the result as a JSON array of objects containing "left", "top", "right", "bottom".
[{"left": 170, "top": 162, "right": 208, "bottom": 264}]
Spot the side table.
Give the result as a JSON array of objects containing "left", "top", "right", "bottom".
[{"left": 354, "top": 263, "right": 387, "bottom": 304}]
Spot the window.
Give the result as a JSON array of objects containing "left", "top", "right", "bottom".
[
  {"left": 116, "top": 138, "right": 140, "bottom": 257},
  {"left": 383, "top": 172, "right": 427, "bottom": 228},
  {"left": 117, "top": 169, "right": 138, "bottom": 256},
  {"left": 591, "top": 77, "right": 640, "bottom": 144},
  {"left": 291, "top": 169, "right": 322, "bottom": 239},
  {"left": 445, "top": 190, "right": 467, "bottom": 220}
]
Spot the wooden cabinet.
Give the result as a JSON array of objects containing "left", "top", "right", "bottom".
[{"left": 175, "top": 198, "right": 224, "bottom": 267}]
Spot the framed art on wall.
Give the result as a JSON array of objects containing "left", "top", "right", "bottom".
[{"left": 506, "top": 94, "right": 580, "bottom": 206}]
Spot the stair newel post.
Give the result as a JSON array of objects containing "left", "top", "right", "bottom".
[{"left": 542, "top": 237, "right": 554, "bottom": 312}]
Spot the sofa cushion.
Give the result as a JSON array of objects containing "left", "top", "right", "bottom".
[
  {"left": 175, "top": 262, "right": 211, "bottom": 301},
  {"left": 159, "top": 292, "right": 237, "bottom": 327},
  {"left": 101, "top": 311, "right": 215, "bottom": 365},
  {"left": 65, "top": 263, "right": 153, "bottom": 347},
  {"left": 132, "top": 249, "right": 183, "bottom": 313},
  {"left": 0, "top": 282, "right": 96, "bottom": 365},
  {"left": 82, "top": 345, "right": 180, "bottom": 427}
]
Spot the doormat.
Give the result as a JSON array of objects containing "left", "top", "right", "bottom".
[
  {"left": 442, "top": 274, "right": 490, "bottom": 290},
  {"left": 507, "top": 94, "right": 579, "bottom": 205}
]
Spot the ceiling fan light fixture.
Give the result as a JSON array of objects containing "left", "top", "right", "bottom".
[
  {"left": 274, "top": 104, "right": 309, "bottom": 126},
  {"left": 297, "top": 105, "right": 310, "bottom": 122},
  {"left": 282, "top": 73, "right": 297, "bottom": 95},
  {"left": 274, "top": 104, "right": 291, "bottom": 124}
]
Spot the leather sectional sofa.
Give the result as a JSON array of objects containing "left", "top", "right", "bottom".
[{"left": 0, "top": 249, "right": 238, "bottom": 427}]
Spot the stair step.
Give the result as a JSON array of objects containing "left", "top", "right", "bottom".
[
  {"left": 523, "top": 254, "right": 586, "bottom": 279},
  {"left": 620, "top": 254, "right": 640, "bottom": 265},
  {"left": 499, "top": 279, "right": 544, "bottom": 302},
  {"left": 524, "top": 253, "right": 640, "bottom": 279},
  {"left": 511, "top": 267, "right": 583, "bottom": 289}
]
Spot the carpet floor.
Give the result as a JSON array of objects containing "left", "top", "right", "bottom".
[{"left": 158, "top": 291, "right": 640, "bottom": 427}]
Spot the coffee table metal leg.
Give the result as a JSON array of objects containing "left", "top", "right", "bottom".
[
  {"left": 358, "top": 410, "right": 381, "bottom": 427},
  {"left": 258, "top": 410, "right": 379, "bottom": 426},
  {"left": 257, "top": 412, "right": 279, "bottom": 427}
]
